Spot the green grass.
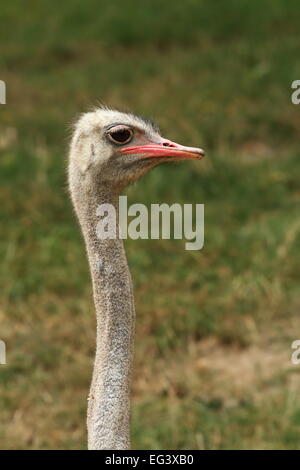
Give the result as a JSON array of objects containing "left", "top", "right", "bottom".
[{"left": 0, "top": 0, "right": 300, "bottom": 449}]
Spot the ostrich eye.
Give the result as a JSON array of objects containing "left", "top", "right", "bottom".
[{"left": 107, "top": 126, "right": 133, "bottom": 145}]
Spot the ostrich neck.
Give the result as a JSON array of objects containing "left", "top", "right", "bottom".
[{"left": 76, "top": 181, "right": 135, "bottom": 450}]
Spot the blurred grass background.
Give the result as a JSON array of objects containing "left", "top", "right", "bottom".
[{"left": 1, "top": 0, "right": 300, "bottom": 449}]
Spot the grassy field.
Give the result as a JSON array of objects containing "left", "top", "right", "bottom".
[{"left": 1, "top": 0, "right": 300, "bottom": 449}]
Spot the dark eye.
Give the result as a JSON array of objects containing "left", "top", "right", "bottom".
[{"left": 107, "top": 126, "right": 133, "bottom": 145}]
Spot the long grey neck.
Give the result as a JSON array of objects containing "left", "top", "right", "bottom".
[{"left": 72, "top": 180, "right": 135, "bottom": 450}]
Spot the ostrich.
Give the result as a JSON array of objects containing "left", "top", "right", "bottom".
[{"left": 68, "top": 108, "right": 205, "bottom": 450}]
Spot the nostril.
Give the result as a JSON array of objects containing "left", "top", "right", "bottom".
[{"left": 162, "top": 141, "right": 176, "bottom": 147}]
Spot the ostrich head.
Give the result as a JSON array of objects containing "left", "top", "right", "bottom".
[{"left": 69, "top": 108, "right": 205, "bottom": 192}]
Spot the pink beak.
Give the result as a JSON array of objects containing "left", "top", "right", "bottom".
[{"left": 119, "top": 139, "right": 205, "bottom": 161}]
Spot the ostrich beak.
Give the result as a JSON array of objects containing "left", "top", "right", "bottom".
[{"left": 119, "top": 139, "right": 205, "bottom": 161}]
